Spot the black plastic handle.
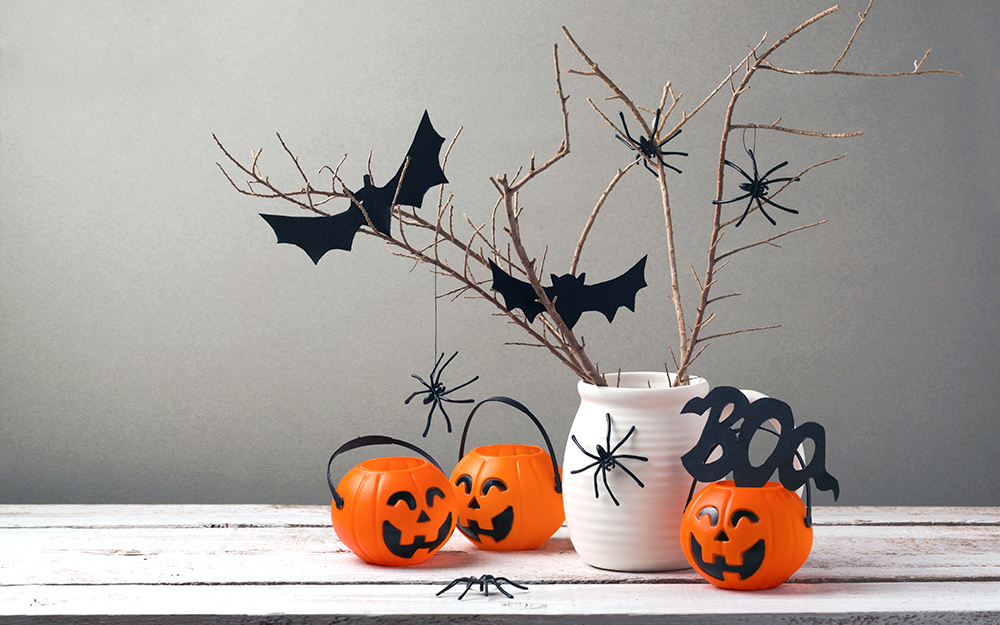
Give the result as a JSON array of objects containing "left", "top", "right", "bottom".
[
  {"left": 458, "top": 396, "right": 562, "bottom": 494},
  {"left": 327, "top": 435, "right": 444, "bottom": 510}
]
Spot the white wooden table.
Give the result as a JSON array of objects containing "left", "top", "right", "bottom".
[{"left": 1, "top": 505, "right": 998, "bottom": 624}]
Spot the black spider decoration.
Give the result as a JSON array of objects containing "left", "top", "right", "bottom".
[
  {"left": 615, "top": 107, "right": 688, "bottom": 178},
  {"left": 436, "top": 574, "right": 528, "bottom": 600},
  {"left": 405, "top": 351, "right": 478, "bottom": 438},
  {"left": 713, "top": 130, "right": 801, "bottom": 227},
  {"left": 570, "top": 413, "right": 649, "bottom": 506}
]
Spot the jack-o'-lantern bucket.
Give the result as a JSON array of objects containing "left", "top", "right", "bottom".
[
  {"left": 327, "top": 435, "right": 458, "bottom": 566},
  {"left": 452, "top": 396, "right": 564, "bottom": 551},
  {"left": 679, "top": 386, "right": 840, "bottom": 589}
]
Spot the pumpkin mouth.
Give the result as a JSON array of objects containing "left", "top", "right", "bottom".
[
  {"left": 688, "top": 534, "right": 766, "bottom": 581},
  {"left": 382, "top": 512, "right": 453, "bottom": 559},
  {"left": 457, "top": 505, "right": 514, "bottom": 543}
]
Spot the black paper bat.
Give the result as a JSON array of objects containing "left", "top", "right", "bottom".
[
  {"left": 260, "top": 110, "right": 449, "bottom": 264},
  {"left": 488, "top": 256, "right": 647, "bottom": 330}
]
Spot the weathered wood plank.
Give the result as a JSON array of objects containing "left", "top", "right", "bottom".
[
  {"left": 3, "top": 505, "right": 998, "bottom": 529},
  {"left": 2, "top": 506, "right": 998, "bottom": 623},
  {"left": 2, "top": 524, "right": 998, "bottom": 586},
  {"left": 2, "top": 582, "right": 999, "bottom": 622}
]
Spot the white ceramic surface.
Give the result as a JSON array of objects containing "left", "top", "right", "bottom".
[{"left": 562, "top": 372, "right": 709, "bottom": 572}]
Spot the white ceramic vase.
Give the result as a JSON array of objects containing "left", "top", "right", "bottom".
[{"left": 562, "top": 371, "right": 709, "bottom": 571}]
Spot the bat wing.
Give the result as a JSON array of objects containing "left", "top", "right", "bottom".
[
  {"left": 259, "top": 111, "right": 448, "bottom": 264},
  {"left": 489, "top": 260, "right": 545, "bottom": 323},
  {"left": 259, "top": 209, "right": 365, "bottom": 264},
  {"left": 580, "top": 255, "right": 648, "bottom": 323},
  {"left": 383, "top": 110, "right": 449, "bottom": 209}
]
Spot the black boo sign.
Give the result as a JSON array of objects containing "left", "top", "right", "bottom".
[{"left": 680, "top": 386, "right": 839, "bottom": 500}]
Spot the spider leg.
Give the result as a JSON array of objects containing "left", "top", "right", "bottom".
[
  {"left": 723, "top": 159, "right": 755, "bottom": 183},
  {"left": 656, "top": 126, "right": 681, "bottom": 147},
  {"left": 618, "top": 111, "right": 638, "bottom": 144},
  {"left": 602, "top": 467, "right": 621, "bottom": 506},
  {"left": 493, "top": 583, "right": 514, "bottom": 599},
  {"left": 458, "top": 577, "right": 477, "bottom": 600},
  {"left": 734, "top": 197, "right": 756, "bottom": 228},
  {"left": 616, "top": 461, "right": 647, "bottom": 489},
  {"left": 433, "top": 351, "right": 460, "bottom": 386},
  {"left": 761, "top": 195, "right": 799, "bottom": 214},
  {"left": 610, "top": 425, "right": 637, "bottom": 454},
  {"left": 748, "top": 148, "right": 760, "bottom": 181},
  {"left": 493, "top": 576, "right": 529, "bottom": 591},
  {"left": 410, "top": 373, "right": 430, "bottom": 387},
  {"left": 755, "top": 198, "right": 777, "bottom": 226},
  {"left": 615, "top": 134, "right": 638, "bottom": 152},
  {"left": 593, "top": 466, "right": 603, "bottom": 500},
  {"left": 422, "top": 401, "right": 440, "bottom": 437},
  {"left": 571, "top": 435, "right": 602, "bottom": 461},
  {"left": 604, "top": 414, "right": 614, "bottom": 454},
  {"left": 712, "top": 191, "right": 753, "bottom": 206},
  {"left": 651, "top": 108, "right": 663, "bottom": 137},
  {"left": 404, "top": 389, "right": 429, "bottom": 405},
  {"left": 642, "top": 157, "right": 659, "bottom": 178},
  {"left": 435, "top": 578, "right": 466, "bottom": 596},
  {"left": 428, "top": 352, "right": 446, "bottom": 381},
  {"left": 656, "top": 156, "right": 684, "bottom": 175},
  {"left": 614, "top": 453, "right": 650, "bottom": 462},
  {"left": 441, "top": 375, "right": 479, "bottom": 396},
  {"left": 761, "top": 160, "right": 789, "bottom": 180},
  {"left": 764, "top": 176, "right": 798, "bottom": 185},
  {"left": 438, "top": 401, "right": 453, "bottom": 434},
  {"left": 569, "top": 459, "right": 601, "bottom": 475}
]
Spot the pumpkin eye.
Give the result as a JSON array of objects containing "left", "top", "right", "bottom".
[
  {"left": 481, "top": 478, "right": 508, "bottom": 495},
  {"left": 387, "top": 490, "right": 417, "bottom": 510},
  {"left": 730, "top": 509, "right": 759, "bottom": 527},
  {"left": 425, "top": 487, "right": 446, "bottom": 507},
  {"left": 696, "top": 505, "right": 720, "bottom": 526},
  {"left": 455, "top": 474, "right": 473, "bottom": 495}
]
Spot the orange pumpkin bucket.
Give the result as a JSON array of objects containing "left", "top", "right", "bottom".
[
  {"left": 327, "top": 435, "right": 458, "bottom": 566},
  {"left": 452, "top": 396, "right": 564, "bottom": 551},
  {"left": 679, "top": 386, "right": 839, "bottom": 589}
]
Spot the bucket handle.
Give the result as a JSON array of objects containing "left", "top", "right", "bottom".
[
  {"left": 458, "top": 396, "right": 562, "bottom": 494},
  {"left": 327, "top": 435, "right": 444, "bottom": 510}
]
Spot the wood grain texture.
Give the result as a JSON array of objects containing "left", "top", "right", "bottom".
[{"left": 1, "top": 506, "right": 998, "bottom": 623}]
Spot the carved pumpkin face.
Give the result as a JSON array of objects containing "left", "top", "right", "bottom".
[
  {"left": 331, "top": 456, "right": 457, "bottom": 566},
  {"left": 680, "top": 480, "right": 812, "bottom": 589},
  {"left": 451, "top": 444, "right": 564, "bottom": 551}
]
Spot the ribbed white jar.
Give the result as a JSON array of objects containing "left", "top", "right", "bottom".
[{"left": 563, "top": 371, "right": 708, "bottom": 571}]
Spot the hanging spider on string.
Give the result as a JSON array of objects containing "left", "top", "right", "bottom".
[
  {"left": 615, "top": 107, "right": 688, "bottom": 178},
  {"left": 406, "top": 351, "right": 478, "bottom": 438},
  {"left": 713, "top": 127, "right": 801, "bottom": 227},
  {"left": 570, "top": 412, "right": 648, "bottom": 506}
]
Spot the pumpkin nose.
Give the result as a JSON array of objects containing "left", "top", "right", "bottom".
[
  {"left": 716, "top": 530, "right": 729, "bottom": 542},
  {"left": 417, "top": 511, "right": 431, "bottom": 523},
  {"left": 468, "top": 497, "right": 481, "bottom": 510}
]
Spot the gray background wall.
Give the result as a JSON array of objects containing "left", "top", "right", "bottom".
[{"left": 1, "top": 0, "right": 997, "bottom": 506}]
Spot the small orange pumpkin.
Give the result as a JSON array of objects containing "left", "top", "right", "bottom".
[
  {"left": 452, "top": 397, "right": 564, "bottom": 551},
  {"left": 680, "top": 480, "right": 812, "bottom": 590},
  {"left": 328, "top": 435, "right": 458, "bottom": 566}
]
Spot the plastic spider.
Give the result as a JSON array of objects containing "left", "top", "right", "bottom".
[
  {"left": 713, "top": 133, "right": 800, "bottom": 227},
  {"left": 436, "top": 574, "right": 528, "bottom": 600},
  {"left": 405, "top": 351, "right": 478, "bottom": 437},
  {"left": 615, "top": 107, "right": 688, "bottom": 178},
  {"left": 570, "top": 413, "right": 648, "bottom": 506}
]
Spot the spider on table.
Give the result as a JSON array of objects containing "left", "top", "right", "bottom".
[
  {"left": 436, "top": 574, "right": 528, "bottom": 600},
  {"left": 405, "top": 351, "right": 478, "bottom": 438},
  {"left": 615, "top": 107, "right": 688, "bottom": 178},
  {"left": 570, "top": 413, "right": 648, "bottom": 507},
  {"left": 713, "top": 130, "right": 801, "bottom": 227}
]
